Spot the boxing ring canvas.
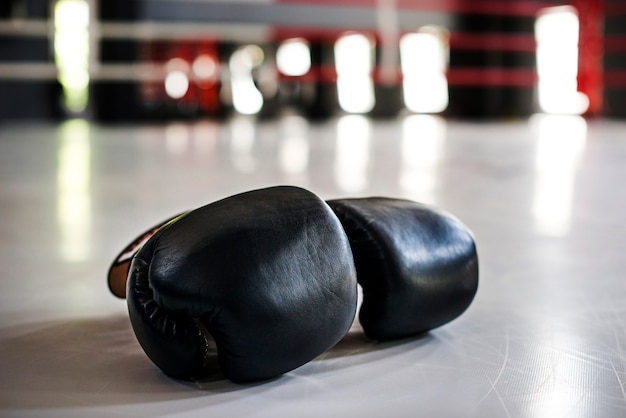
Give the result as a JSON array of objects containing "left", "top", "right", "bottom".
[{"left": 1, "top": 115, "right": 626, "bottom": 417}]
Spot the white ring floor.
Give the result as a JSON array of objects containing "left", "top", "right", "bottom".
[{"left": 1, "top": 114, "right": 625, "bottom": 417}]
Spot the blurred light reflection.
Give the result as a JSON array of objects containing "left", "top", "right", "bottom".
[
  {"left": 335, "top": 115, "right": 371, "bottom": 193},
  {"left": 527, "top": 339, "right": 593, "bottom": 418},
  {"left": 57, "top": 119, "right": 91, "bottom": 262},
  {"left": 279, "top": 115, "right": 310, "bottom": 179},
  {"left": 165, "top": 123, "right": 190, "bottom": 155},
  {"left": 532, "top": 114, "right": 586, "bottom": 236},
  {"left": 192, "top": 120, "right": 219, "bottom": 157},
  {"left": 230, "top": 116, "right": 257, "bottom": 172},
  {"left": 400, "top": 114, "right": 446, "bottom": 204}
]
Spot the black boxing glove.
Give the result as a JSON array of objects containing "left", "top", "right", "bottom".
[
  {"left": 126, "top": 186, "right": 357, "bottom": 382},
  {"left": 326, "top": 198, "right": 478, "bottom": 341}
]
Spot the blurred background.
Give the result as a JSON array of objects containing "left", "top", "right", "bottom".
[{"left": 0, "top": 0, "right": 623, "bottom": 123}]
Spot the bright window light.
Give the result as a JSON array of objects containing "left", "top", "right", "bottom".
[
  {"left": 192, "top": 54, "right": 218, "bottom": 82},
  {"left": 277, "top": 39, "right": 311, "bottom": 76},
  {"left": 535, "top": 6, "right": 589, "bottom": 115},
  {"left": 164, "top": 58, "right": 190, "bottom": 99},
  {"left": 400, "top": 28, "right": 449, "bottom": 114},
  {"left": 54, "top": 0, "right": 90, "bottom": 113},
  {"left": 334, "top": 34, "right": 375, "bottom": 114},
  {"left": 230, "top": 45, "right": 265, "bottom": 115},
  {"left": 165, "top": 71, "right": 189, "bottom": 99}
]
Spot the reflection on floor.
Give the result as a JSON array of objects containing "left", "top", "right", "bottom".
[{"left": 1, "top": 115, "right": 626, "bottom": 417}]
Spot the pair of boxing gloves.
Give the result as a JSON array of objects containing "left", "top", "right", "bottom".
[{"left": 107, "top": 186, "right": 478, "bottom": 383}]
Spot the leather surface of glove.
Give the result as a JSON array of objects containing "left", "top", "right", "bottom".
[
  {"left": 327, "top": 198, "right": 478, "bottom": 341},
  {"left": 127, "top": 186, "right": 357, "bottom": 382}
]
